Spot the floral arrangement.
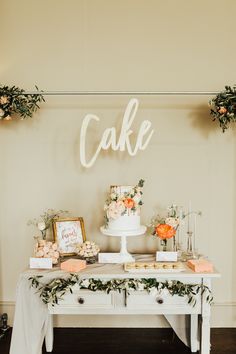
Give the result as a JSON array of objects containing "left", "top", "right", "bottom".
[
  {"left": 104, "top": 179, "right": 144, "bottom": 223},
  {"left": 29, "top": 274, "right": 213, "bottom": 307},
  {"left": 0, "top": 84, "right": 44, "bottom": 121},
  {"left": 28, "top": 208, "right": 69, "bottom": 240},
  {"left": 76, "top": 241, "right": 100, "bottom": 263},
  {"left": 149, "top": 205, "right": 179, "bottom": 251},
  {"left": 209, "top": 85, "right": 236, "bottom": 132},
  {"left": 34, "top": 239, "right": 60, "bottom": 265}
]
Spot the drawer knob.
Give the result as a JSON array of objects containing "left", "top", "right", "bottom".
[
  {"left": 156, "top": 297, "right": 164, "bottom": 304},
  {"left": 78, "top": 297, "right": 85, "bottom": 304}
]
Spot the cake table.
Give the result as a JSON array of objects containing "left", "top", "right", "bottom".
[{"left": 100, "top": 225, "right": 147, "bottom": 263}]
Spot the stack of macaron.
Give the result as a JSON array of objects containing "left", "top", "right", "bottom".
[
  {"left": 76, "top": 241, "right": 100, "bottom": 260},
  {"left": 34, "top": 239, "right": 60, "bottom": 264}
]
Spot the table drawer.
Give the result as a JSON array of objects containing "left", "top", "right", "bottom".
[
  {"left": 48, "top": 290, "right": 115, "bottom": 314},
  {"left": 58, "top": 290, "right": 114, "bottom": 309},
  {"left": 126, "top": 290, "right": 201, "bottom": 313}
]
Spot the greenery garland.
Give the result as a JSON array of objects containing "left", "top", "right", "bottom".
[
  {"left": 209, "top": 85, "right": 236, "bottom": 132},
  {"left": 0, "top": 84, "right": 44, "bottom": 121},
  {"left": 29, "top": 274, "right": 213, "bottom": 307}
]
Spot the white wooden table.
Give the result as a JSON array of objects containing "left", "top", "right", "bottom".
[{"left": 10, "top": 255, "right": 220, "bottom": 354}]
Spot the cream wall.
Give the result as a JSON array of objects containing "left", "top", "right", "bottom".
[{"left": 0, "top": 0, "right": 236, "bottom": 328}]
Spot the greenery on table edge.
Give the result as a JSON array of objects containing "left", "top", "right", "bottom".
[
  {"left": 0, "top": 84, "right": 44, "bottom": 120},
  {"left": 209, "top": 85, "right": 236, "bottom": 132},
  {"left": 29, "top": 274, "right": 213, "bottom": 307}
]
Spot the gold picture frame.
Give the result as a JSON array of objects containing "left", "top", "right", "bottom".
[{"left": 52, "top": 217, "right": 86, "bottom": 256}]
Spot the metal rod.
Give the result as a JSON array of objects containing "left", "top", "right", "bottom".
[{"left": 23, "top": 90, "right": 218, "bottom": 96}]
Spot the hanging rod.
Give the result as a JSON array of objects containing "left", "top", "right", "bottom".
[{"left": 23, "top": 90, "right": 218, "bottom": 96}]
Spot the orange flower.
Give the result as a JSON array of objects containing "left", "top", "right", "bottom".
[
  {"left": 155, "top": 224, "right": 176, "bottom": 240},
  {"left": 218, "top": 107, "right": 227, "bottom": 114},
  {"left": 124, "top": 198, "right": 135, "bottom": 209}
]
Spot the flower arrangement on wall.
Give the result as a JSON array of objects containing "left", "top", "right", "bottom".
[
  {"left": 209, "top": 85, "right": 236, "bottom": 132},
  {"left": 0, "top": 84, "right": 44, "bottom": 121}
]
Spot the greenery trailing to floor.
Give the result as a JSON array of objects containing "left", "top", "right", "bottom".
[
  {"left": 0, "top": 84, "right": 44, "bottom": 121},
  {"left": 29, "top": 274, "right": 213, "bottom": 307},
  {"left": 209, "top": 85, "right": 236, "bottom": 132}
]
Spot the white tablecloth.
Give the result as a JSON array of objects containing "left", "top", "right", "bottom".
[{"left": 10, "top": 257, "right": 197, "bottom": 354}]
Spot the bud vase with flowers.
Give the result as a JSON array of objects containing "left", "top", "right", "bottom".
[
  {"left": 28, "top": 208, "right": 69, "bottom": 240},
  {"left": 149, "top": 205, "right": 179, "bottom": 251}
]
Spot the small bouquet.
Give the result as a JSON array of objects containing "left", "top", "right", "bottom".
[
  {"left": 149, "top": 205, "right": 179, "bottom": 251},
  {"left": 76, "top": 241, "right": 100, "bottom": 263},
  {"left": 28, "top": 208, "right": 68, "bottom": 240},
  {"left": 34, "top": 239, "right": 60, "bottom": 265}
]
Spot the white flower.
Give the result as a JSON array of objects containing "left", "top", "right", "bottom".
[
  {"left": 149, "top": 287, "right": 157, "bottom": 295},
  {"left": 137, "top": 282, "right": 145, "bottom": 291},
  {"left": 107, "top": 201, "right": 122, "bottom": 220},
  {"left": 116, "top": 200, "right": 125, "bottom": 214},
  {"left": 165, "top": 217, "right": 179, "bottom": 228},
  {"left": 37, "top": 222, "right": 46, "bottom": 231},
  {"left": 0, "top": 109, "right": 5, "bottom": 117},
  {"left": 80, "top": 279, "right": 90, "bottom": 288},
  {"left": 110, "top": 192, "right": 117, "bottom": 200}
]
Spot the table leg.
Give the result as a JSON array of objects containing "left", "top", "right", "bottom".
[
  {"left": 45, "top": 314, "right": 54, "bottom": 352},
  {"left": 201, "top": 313, "right": 211, "bottom": 354},
  {"left": 201, "top": 279, "right": 211, "bottom": 354},
  {"left": 190, "top": 314, "right": 199, "bottom": 352}
]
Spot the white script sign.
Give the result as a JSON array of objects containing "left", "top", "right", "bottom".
[{"left": 80, "top": 98, "right": 154, "bottom": 168}]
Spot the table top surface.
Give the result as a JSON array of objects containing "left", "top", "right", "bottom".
[{"left": 22, "top": 254, "right": 220, "bottom": 280}]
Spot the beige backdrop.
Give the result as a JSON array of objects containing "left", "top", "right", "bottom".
[{"left": 0, "top": 0, "right": 235, "bottom": 328}]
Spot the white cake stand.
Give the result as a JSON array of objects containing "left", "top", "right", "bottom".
[{"left": 100, "top": 225, "right": 147, "bottom": 263}]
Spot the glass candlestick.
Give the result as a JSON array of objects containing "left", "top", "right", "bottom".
[{"left": 186, "top": 231, "right": 194, "bottom": 258}]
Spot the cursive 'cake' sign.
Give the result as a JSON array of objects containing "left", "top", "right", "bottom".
[{"left": 80, "top": 98, "right": 154, "bottom": 168}]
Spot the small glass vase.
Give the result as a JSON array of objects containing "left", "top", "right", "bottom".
[{"left": 160, "top": 239, "right": 167, "bottom": 252}]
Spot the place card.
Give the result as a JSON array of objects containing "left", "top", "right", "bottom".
[
  {"left": 98, "top": 253, "right": 132, "bottom": 263},
  {"left": 29, "top": 257, "right": 52, "bottom": 269},
  {"left": 156, "top": 251, "right": 177, "bottom": 262}
]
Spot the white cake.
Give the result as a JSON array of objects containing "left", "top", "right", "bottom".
[{"left": 104, "top": 181, "right": 144, "bottom": 231}]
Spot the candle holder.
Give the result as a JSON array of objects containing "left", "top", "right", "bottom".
[{"left": 186, "top": 231, "right": 194, "bottom": 257}]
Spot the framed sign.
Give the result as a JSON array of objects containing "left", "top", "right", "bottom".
[{"left": 53, "top": 217, "right": 86, "bottom": 256}]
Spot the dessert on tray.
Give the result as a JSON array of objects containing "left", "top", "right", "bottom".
[{"left": 124, "top": 261, "right": 185, "bottom": 272}]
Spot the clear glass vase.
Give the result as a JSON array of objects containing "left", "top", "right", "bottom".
[{"left": 160, "top": 239, "right": 167, "bottom": 252}]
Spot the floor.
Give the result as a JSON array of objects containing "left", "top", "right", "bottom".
[{"left": 0, "top": 328, "right": 235, "bottom": 354}]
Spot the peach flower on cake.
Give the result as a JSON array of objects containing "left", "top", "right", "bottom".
[{"left": 124, "top": 198, "right": 135, "bottom": 209}]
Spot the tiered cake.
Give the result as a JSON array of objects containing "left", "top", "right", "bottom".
[{"left": 104, "top": 179, "right": 144, "bottom": 231}]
